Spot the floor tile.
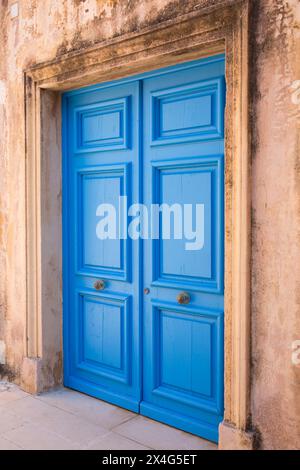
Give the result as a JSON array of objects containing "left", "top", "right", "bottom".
[
  {"left": 5, "top": 394, "right": 110, "bottom": 446},
  {"left": 0, "top": 383, "right": 217, "bottom": 450},
  {"left": 2, "top": 423, "right": 79, "bottom": 450},
  {"left": 87, "top": 431, "right": 151, "bottom": 450},
  {"left": 0, "top": 382, "right": 29, "bottom": 404},
  {"left": 3, "top": 395, "right": 64, "bottom": 423},
  {"left": 38, "top": 409, "right": 110, "bottom": 446},
  {"left": 0, "top": 436, "right": 22, "bottom": 450},
  {"left": 114, "top": 416, "right": 217, "bottom": 450},
  {"left": 37, "top": 388, "right": 113, "bottom": 413},
  {"left": 0, "top": 408, "right": 27, "bottom": 434},
  {"left": 77, "top": 405, "right": 136, "bottom": 430},
  {"left": 37, "top": 388, "right": 136, "bottom": 429}
]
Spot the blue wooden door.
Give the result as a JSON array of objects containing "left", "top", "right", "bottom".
[
  {"left": 141, "top": 58, "right": 225, "bottom": 442},
  {"left": 63, "top": 81, "right": 142, "bottom": 412},
  {"left": 63, "top": 55, "right": 225, "bottom": 442}
]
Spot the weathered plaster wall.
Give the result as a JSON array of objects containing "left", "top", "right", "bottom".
[
  {"left": 0, "top": 2, "right": 8, "bottom": 372},
  {"left": 250, "top": 0, "right": 300, "bottom": 450},
  {"left": 0, "top": 0, "right": 299, "bottom": 449}
]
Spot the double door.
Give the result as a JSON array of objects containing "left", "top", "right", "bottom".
[{"left": 63, "top": 55, "right": 225, "bottom": 442}]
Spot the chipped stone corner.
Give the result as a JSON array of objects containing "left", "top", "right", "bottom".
[
  {"left": 20, "top": 357, "right": 43, "bottom": 394},
  {"left": 20, "top": 353, "right": 63, "bottom": 395},
  {"left": 219, "top": 421, "right": 255, "bottom": 450}
]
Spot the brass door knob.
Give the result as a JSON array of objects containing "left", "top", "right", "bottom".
[
  {"left": 177, "top": 292, "right": 190, "bottom": 305},
  {"left": 94, "top": 280, "right": 105, "bottom": 291}
]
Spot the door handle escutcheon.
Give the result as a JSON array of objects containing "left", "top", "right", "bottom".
[
  {"left": 177, "top": 292, "right": 190, "bottom": 305},
  {"left": 94, "top": 280, "right": 105, "bottom": 291}
]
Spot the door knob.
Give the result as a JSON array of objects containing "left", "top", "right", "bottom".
[
  {"left": 94, "top": 280, "right": 105, "bottom": 291},
  {"left": 177, "top": 292, "right": 190, "bottom": 305}
]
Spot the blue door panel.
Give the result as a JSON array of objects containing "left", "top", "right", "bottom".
[
  {"left": 75, "top": 163, "right": 131, "bottom": 280},
  {"left": 75, "top": 291, "right": 131, "bottom": 384},
  {"left": 141, "top": 58, "right": 225, "bottom": 443},
  {"left": 63, "top": 81, "right": 141, "bottom": 412},
  {"left": 63, "top": 55, "right": 225, "bottom": 441},
  {"left": 151, "top": 77, "right": 224, "bottom": 145},
  {"left": 151, "top": 155, "right": 223, "bottom": 293}
]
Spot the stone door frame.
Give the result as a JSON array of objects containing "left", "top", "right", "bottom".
[{"left": 23, "top": 0, "right": 253, "bottom": 449}]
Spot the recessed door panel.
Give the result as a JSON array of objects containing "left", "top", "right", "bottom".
[
  {"left": 76, "top": 164, "right": 130, "bottom": 280},
  {"left": 76, "top": 96, "right": 130, "bottom": 152},
  {"left": 152, "top": 156, "right": 223, "bottom": 293},
  {"left": 151, "top": 78, "right": 224, "bottom": 144},
  {"left": 150, "top": 303, "right": 223, "bottom": 412},
  {"left": 76, "top": 291, "right": 131, "bottom": 384},
  {"left": 83, "top": 298, "right": 122, "bottom": 368}
]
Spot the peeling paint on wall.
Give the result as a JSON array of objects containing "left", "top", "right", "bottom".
[{"left": 0, "top": 340, "right": 6, "bottom": 364}]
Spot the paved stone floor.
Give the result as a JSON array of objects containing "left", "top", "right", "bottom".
[{"left": 0, "top": 382, "right": 217, "bottom": 450}]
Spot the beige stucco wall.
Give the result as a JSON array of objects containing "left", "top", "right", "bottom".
[
  {"left": 0, "top": 0, "right": 299, "bottom": 449},
  {"left": 250, "top": 0, "right": 300, "bottom": 450}
]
